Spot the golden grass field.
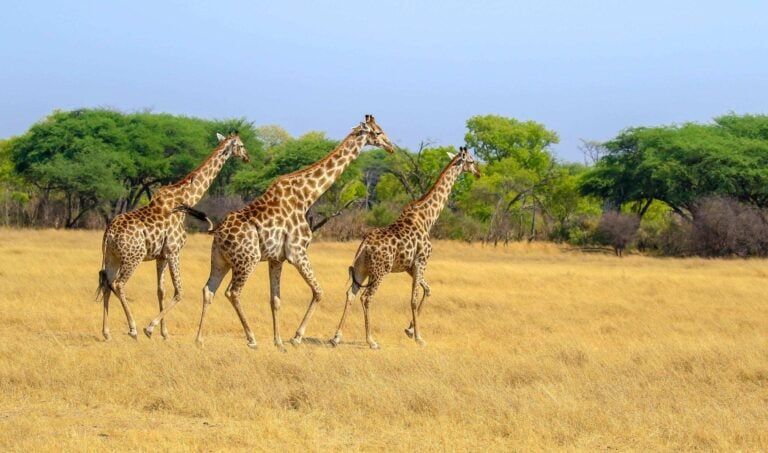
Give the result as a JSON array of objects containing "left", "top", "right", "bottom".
[{"left": 1, "top": 228, "right": 767, "bottom": 451}]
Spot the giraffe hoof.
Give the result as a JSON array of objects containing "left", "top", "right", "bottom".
[
  {"left": 195, "top": 339, "right": 204, "bottom": 348},
  {"left": 275, "top": 343, "right": 287, "bottom": 353},
  {"left": 329, "top": 337, "right": 339, "bottom": 347},
  {"left": 128, "top": 330, "right": 138, "bottom": 340},
  {"left": 289, "top": 336, "right": 302, "bottom": 346},
  {"left": 143, "top": 327, "right": 153, "bottom": 338},
  {"left": 247, "top": 341, "right": 258, "bottom": 350},
  {"left": 416, "top": 338, "right": 427, "bottom": 346},
  {"left": 404, "top": 328, "right": 414, "bottom": 339},
  {"left": 161, "top": 332, "right": 170, "bottom": 340},
  {"left": 369, "top": 342, "right": 380, "bottom": 350},
  {"left": 103, "top": 332, "right": 111, "bottom": 342}
]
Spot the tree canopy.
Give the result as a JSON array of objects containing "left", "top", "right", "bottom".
[
  {"left": 7, "top": 109, "right": 262, "bottom": 225},
  {"left": 3, "top": 108, "right": 767, "bottom": 256},
  {"left": 580, "top": 114, "right": 768, "bottom": 219}
]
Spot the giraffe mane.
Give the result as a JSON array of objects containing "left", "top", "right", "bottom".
[
  {"left": 413, "top": 153, "right": 461, "bottom": 204},
  {"left": 175, "top": 135, "right": 234, "bottom": 186},
  {"left": 273, "top": 130, "right": 361, "bottom": 182}
]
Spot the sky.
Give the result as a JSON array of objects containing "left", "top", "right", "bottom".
[{"left": 1, "top": 0, "right": 767, "bottom": 162}]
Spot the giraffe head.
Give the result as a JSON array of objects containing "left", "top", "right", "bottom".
[
  {"left": 447, "top": 146, "right": 482, "bottom": 178},
  {"left": 356, "top": 114, "right": 396, "bottom": 153},
  {"left": 217, "top": 132, "right": 250, "bottom": 163}
]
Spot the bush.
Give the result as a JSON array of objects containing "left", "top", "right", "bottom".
[
  {"left": 689, "top": 196, "right": 768, "bottom": 257},
  {"left": 595, "top": 211, "right": 640, "bottom": 256},
  {"left": 432, "top": 209, "right": 485, "bottom": 242},
  {"left": 313, "top": 209, "right": 370, "bottom": 241}
]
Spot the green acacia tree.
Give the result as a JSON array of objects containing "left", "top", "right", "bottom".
[
  {"left": 581, "top": 115, "right": 768, "bottom": 220},
  {"left": 463, "top": 115, "right": 560, "bottom": 242},
  {"left": 8, "top": 108, "right": 261, "bottom": 227}
]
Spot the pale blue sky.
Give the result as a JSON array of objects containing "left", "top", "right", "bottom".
[{"left": 1, "top": 1, "right": 766, "bottom": 162}]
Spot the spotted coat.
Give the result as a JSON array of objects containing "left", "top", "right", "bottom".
[
  {"left": 193, "top": 115, "right": 396, "bottom": 350},
  {"left": 330, "top": 147, "right": 481, "bottom": 349}
]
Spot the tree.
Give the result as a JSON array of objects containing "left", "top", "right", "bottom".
[
  {"left": 578, "top": 139, "right": 606, "bottom": 166},
  {"left": 462, "top": 115, "right": 559, "bottom": 243},
  {"left": 384, "top": 142, "right": 454, "bottom": 201},
  {"left": 254, "top": 124, "right": 291, "bottom": 150},
  {"left": 581, "top": 115, "right": 768, "bottom": 220},
  {"left": 8, "top": 108, "right": 261, "bottom": 227},
  {"left": 465, "top": 114, "right": 559, "bottom": 166},
  {"left": 539, "top": 163, "right": 601, "bottom": 243}
]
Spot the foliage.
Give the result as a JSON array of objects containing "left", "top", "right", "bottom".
[
  {"left": 581, "top": 115, "right": 768, "bottom": 219},
  {"left": 595, "top": 211, "right": 640, "bottom": 256},
  {"left": 461, "top": 116, "right": 561, "bottom": 243},
  {"left": 464, "top": 114, "right": 559, "bottom": 167},
  {"left": 4, "top": 109, "right": 768, "bottom": 256},
  {"left": 6, "top": 108, "right": 262, "bottom": 226}
]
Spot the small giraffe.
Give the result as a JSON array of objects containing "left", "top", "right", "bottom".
[
  {"left": 191, "top": 115, "right": 395, "bottom": 350},
  {"left": 98, "top": 133, "right": 249, "bottom": 341},
  {"left": 330, "top": 146, "right": 481, "bottom": 349}
]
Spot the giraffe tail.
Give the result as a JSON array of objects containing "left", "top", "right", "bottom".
[
  {"left": 173, "top": 204, "right": 214, "bottom": 232},
  {"left": 96, "top": 269, "right": 117, "bottom": 301},
  {"left": 348, "top": 238, "right": 371, "bottom": 288},
  {"left": 349, "top": 266, "right": 371, "bottom": 289},
  {"left": 96, "top": 228, "right": 116, "bottom": 302}
]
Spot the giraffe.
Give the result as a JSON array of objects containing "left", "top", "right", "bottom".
[
  {"left": 97, "top": 133, "right": 250, "bottom": 341},
  {"left": 189, "top": 115, "right": 395, "bottom": 350},
  {"left": 329, "top": 146, "right": 481, "bottom": 349}
]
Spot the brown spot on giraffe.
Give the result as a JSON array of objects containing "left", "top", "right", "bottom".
[
  {"left": 330, "top": 146, "right": 481, "bottom": 349},
  {"left": 191, "top": 115, "right": 397, "bottom": 350},
  {"left": 97, "top": 133, "right": 250, "bottom": 342}
]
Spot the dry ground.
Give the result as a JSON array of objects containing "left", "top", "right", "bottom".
[{"left": 0, "top": 228, "right": 767, "bottom": 451}]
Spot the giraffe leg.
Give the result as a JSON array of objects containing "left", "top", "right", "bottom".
[
  {"left": 145, "top": 259, "right": 168, "bottom": 339},
  {"left": 361, "top": 276, "right": 383, "bottom": 350},
  {"left": 408, "top": 272, "right": 427, "bottom": 346},
  {"left": 405, "top": 279, "right": 430, "bottom": 339},
  {"left": 268, "top": 260, "right": 286, "bottom": 352},
  {"left": 113, "top": 258, "right": 140, "bottom": 339},
  {"left": 101, "top": 255, "right": 119, "bottom": 341},
  {"left": 144, "top": 254, "right": 183, "bottom": 339},
  {"left": 330, "top": 265, "right": 366, "bottom": 347},
  {"left": 195, "top": 246, "right": 230, "bottom": 347},
  {"left": 289, "top": 254, "right": 323, "bottom": 346},
  {"left": 225, "top": 262, "right": 258, "bottom": 348}
]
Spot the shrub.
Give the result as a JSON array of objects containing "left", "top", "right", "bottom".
[
  {"left": 689, "top": 196, "right": 768, "bottom": 257},
  {"left": 595, "top": 211, "right": 640, "bottom": 256}
]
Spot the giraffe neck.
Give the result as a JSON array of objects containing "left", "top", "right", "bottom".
[
  {"left": 410, "top": 159, "right": 464, "bottom": 231},
  {"left": 287, "top": 132, "right": 366, "bottom": 210},
  {"left": 171, "top": 140, "right": 233, "bottom": 206}
]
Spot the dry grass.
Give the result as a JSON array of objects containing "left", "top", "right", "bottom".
[{"left": 1, "top": 228, "right": 767, "bottom": 451}]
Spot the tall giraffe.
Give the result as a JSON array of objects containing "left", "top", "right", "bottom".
[
  {"left": 188, "top": 115, "right": 395, "bottom": 350},
  {"left": 330, "top": 147, "right": 481, "bottom": 349},
  {"left": 98, "top": 133, "right": 250, "bottom": 341}
]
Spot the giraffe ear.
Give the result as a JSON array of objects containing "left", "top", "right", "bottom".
[
  {"left": 216, "top": 132, "right": 225, "bottom": 142},
  {"left": 447, "top": 152, "right": 456, "bottom": 160}
]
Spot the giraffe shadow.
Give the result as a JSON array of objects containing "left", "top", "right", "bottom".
[
  {"left": 298, "top": 337, "right": 335, "bottom": 348},
  {"left": 299, "top": 337, "right": 372, "bottom": 349}
]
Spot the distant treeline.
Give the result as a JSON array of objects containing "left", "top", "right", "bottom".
[{"left": 2, "top": 109, "right": 768, "bottom": 257}]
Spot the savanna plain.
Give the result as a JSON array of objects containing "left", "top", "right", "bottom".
[{"left": 1, "top": 228, "right": 767, "bottom": 451}]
